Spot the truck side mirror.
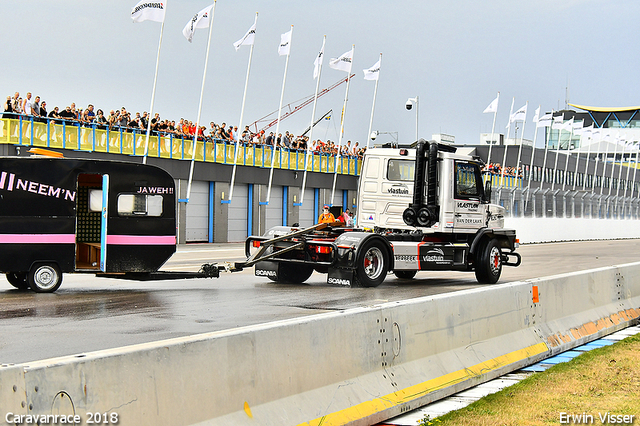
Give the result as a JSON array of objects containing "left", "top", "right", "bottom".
[{"left": 484, "top": 180, "right": 492, "bottom": 203}]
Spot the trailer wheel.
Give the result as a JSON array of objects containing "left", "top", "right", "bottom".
[
  {"left": 394, "top": 270, "right": 417, "bottom": 280},
  {"left": 6, "top": 272, "right": 29, "bottom": 290},
  {"left": 474, "top": 239, "right": 502, "bottom": 284},
  {"left": 275, "top": 264, "right": 314, "bottom": 284},
  {"left": 28, "top": 263, "right": 63, "bottom": 293},
  {"left": 354, "top": 239, "right": 388, "bottom": 288}
]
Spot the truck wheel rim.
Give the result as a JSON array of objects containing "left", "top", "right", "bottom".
[
  {"left": 490, "top": 247, "right": 501, "bottom": 274},
  {"left": 35, "top": 266, "right": 58, "bottom": 290},
  {"left": 363, "top": 247, "right": 384, "bottom": 280}
]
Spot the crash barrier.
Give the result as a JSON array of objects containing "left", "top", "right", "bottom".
[
  {"left": 505, "top": 217, "right": 640, "bottom": 244},
  {"left": 0, "top": 116, "right": 361, "bottom": 176},
  {"left": 2, "top": 263, "right": 640, "bottom": 426}
]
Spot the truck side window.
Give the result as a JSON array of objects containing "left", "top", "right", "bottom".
[
  {"left": 387, "top": 159, "right": 415, "bottom": 182},
  {"left": 117, "top": 194, "right": 163, "bottom": 217},
  {"left": 455, "top": 162, "right": 481, "bottom": 199}
]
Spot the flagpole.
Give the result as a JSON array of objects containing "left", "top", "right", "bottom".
[
  {"left": 550, "top": 115, "right": 564, "bottom": 192},
  {"left": 365, "top": 53, "right": 382, "bottom": 149},
  {"left": 141, "top": 0, "right": 167, "bottom": 165},
  {"left": 607, "top": 135, "right": 621, "bottom": 197},
  {"left": 299, "top": 35, "right": 326, "bottom": 206},
  {"left": 572, "top": 123, "right": 586, "bottom": 191},
  {"left": 599, "top": 132, "right": 612, "bottom": 196},
  {"left": 561, "top": 124, "right": 575, "bottom": 191},
  {"left": 186, "top": 1, "right": 217, "bottom": 202},
  {"left": 539, "top": 119, "right": 552, "bottom": 191},
  {"left": 266, "top": 25, "right": 294, "bottom": 204},
  {"left": 486, "top": 92, "right": 499, "bottom": 165},
  {"left": 500, "top": 97, "right": 514, "bottom": 186},
  {"left": 580, "top": 127, "right": 593, "bottom": 191},
  {"left": 229, "top": 12, "right": 258, "bottom": 202},
  {"left": 514, "top": 101, "right": 528, "bottom": 183},
  {"left": 526, "top": 107, "right": 542, "bottom": 191},
  {"left": 330, "top": 45, "right": 355, "bottom": 205},
  {"left": 615, "top": 137, "right": 626, "bottom": 198},
  {"left": 629, "top": 143, "right": 640, "bottom": 200}
]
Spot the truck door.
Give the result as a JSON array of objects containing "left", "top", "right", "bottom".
[{"left": 452, "top": 162, "right": 485, "bottom": 231}]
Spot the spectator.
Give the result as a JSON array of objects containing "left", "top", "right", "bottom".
[
  {"left": 95, "top": 109, "right": 108, "bottom": 128},
  {"left": 38, "top": 100, "right": 47, "bottom": 123},
  {"left": 58, "top": 105, "right": 75, "bottom": 123},
  {"left": 48, "top": 106, "right": 62, "bottom": 123},
  {"left": 318, "top": 205, "right": 335, "bottom": 224},
  {"left": 22, "top": 92, "right": 33, "bottom": 116},
  {"left": 11, "top": 92, "right": 20, "bottom": 114},
  {"left": 3, "top": 96, "right": 13, "bottom": 118}
]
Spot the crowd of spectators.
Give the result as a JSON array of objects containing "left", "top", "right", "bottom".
[
  {"left": 482, "top": 163, "right": 522, "bottom": 178},
  {"left": 3, "top": 90, "right": 366, "bottom": 159}
]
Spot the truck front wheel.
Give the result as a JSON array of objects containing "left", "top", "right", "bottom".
[
  {"left": 28, "top": 263, "right": 63, "bottom": 293},
  {"left": 354, "top": 239, "right": 388, "bottom": 287},
  {"left": 394, "top": 270, "right": 417, "bottom": 280},
  {"left": 474, "top": 239, "right": 502, "bottom": 284}
]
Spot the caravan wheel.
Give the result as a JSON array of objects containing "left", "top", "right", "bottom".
[
  {"left": 6, "top": 272, "right": 29, "bottom": 290},
  {"left": 28, "top": 263, "right": 63, "bottom": 293}
]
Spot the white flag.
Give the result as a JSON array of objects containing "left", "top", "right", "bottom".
[
  {"left": 559, "top": 117, "right": 574, "bottom": 131},
  {"left": 278, "top": 29, "right": 292, "bottom": 56},
  {"left": 532, "top": 106, "right": 540, "bottom": 124},
  {"left": 509, "top": 104, "right": 527, "bottom": 123},
  {"left": 483, "top": 94, "right": 499, "bottom": 114},
  {"left": 233, "top": 18, "right": 256, "bottom": 51},
  {"left": 537, "top": 113, "right": 553, "bottom": 128},
  {"left": 182, "top": 4, "right": 213, "bottom": 43},
  {"left": 363, "top": 59, "right": 380, "bottom": 81},
  {"left": 329, "top": 48, "right": 354, "bottom": 73},
  {"left": 313, "top": 38, "right": 325, "bottom": 79},
  {"left": 131, "top": 0, "right": 166, "bottom": 23}
]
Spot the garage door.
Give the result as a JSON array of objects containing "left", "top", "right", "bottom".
[
  {"left": 186, "top": 181, "right": 209, "bottom": 242},
  {"left": 265, "top": 186, "right": 283, "bottom": 230},
  {"left": 228, "top": 184, "right": 248, "bottom": 242},
  {"left": 299, "top": 188, "right": 315, "bottom": 227}
]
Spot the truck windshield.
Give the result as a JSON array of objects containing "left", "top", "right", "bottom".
[{"left": 387, "top": 159, "right": 415, "bottom": 182}]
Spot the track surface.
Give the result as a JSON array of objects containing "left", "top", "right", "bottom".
[{"left": 1, "top": 239, "right": 639, "bottom": 364}]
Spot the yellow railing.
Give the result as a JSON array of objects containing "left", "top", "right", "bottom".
[
  {"left": 483, "top": 173, "right": 523, "bottom": 188},
  {"left": 0, "top": 116, "right": 361, "bottom": 176}
]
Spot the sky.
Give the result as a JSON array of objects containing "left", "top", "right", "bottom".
[{"left": 2, "top": 0, "right": 639, "bottom": 148}]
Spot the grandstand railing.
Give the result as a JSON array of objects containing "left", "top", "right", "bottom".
[{"left": 0, "top": 115, "right": 361, "bottom": 176}]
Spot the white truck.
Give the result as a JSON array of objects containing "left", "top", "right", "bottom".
[{"left": 238, "top": 140, "right": 520, "bottom": 286}]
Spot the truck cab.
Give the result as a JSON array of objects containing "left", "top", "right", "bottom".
[{"left": 357, "top": 142, "right": 505, "bottom": 234}]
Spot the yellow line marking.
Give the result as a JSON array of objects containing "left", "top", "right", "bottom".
[{"left": 298, "top": 342, "right": 549, "bottom": 426}]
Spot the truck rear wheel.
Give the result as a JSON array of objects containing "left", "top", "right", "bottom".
[
  {"left": 354, "top": 239, "right": 388, "bottom": 287},
  {"left": 6, "top": 272, "right": 29, "bottom": 290},
  {"left": 475, "top": 239, "right": 502, "bottom": 284},
  {"left": 28, "top": 263, "right": 63, "bottom": 293},
  {"left": 394, "top": 270, "right": 417, "bottom": 280}
]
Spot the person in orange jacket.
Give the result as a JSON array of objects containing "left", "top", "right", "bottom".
[{"left": 318, "top": 205, "right": 336, "bottom": 224}]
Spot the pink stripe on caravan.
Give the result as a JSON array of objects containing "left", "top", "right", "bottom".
[
  {"left": 0, "top": 172, "right": 6, "bottom": 189},
  {"left": 0, "top": 234, "right": 76, "bottom": 244},
  {"left": 106, "top": 235, "right": 176, "bottom": 245}
]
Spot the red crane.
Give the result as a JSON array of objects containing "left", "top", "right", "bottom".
[{"left": 248, "top": 74, "right": 355, "bottom": 134}]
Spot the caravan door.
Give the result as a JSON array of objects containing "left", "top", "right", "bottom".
[{"left": 100, "top": 175, "right": 109, "bottom": 272}]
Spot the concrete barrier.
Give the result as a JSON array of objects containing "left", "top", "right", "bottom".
[
  {"left": 505, "top": 217, "right": 640, "bottom": 243},
  {"left": 2, "top": 263, "right": 640, "bottom": 426}
]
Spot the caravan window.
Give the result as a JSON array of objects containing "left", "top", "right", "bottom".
[
  {"left": 117, "top": 194, "right": 163, "bottom": 217},
  {"left": 387, "top": 159, "right": 415, "bottom": 182}
]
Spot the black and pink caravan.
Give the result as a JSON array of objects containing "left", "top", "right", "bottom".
[{"left": 0, "top": 157, "right": 216, "bottom": 293}]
